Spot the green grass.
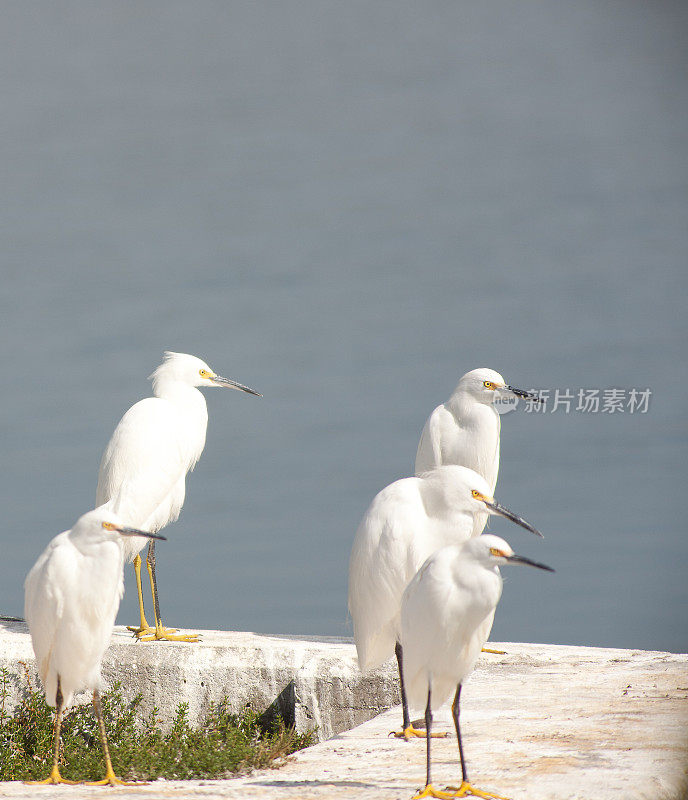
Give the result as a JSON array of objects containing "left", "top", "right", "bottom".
[{"left": 0, "top": 665, "right": 315, "bottom": 782}]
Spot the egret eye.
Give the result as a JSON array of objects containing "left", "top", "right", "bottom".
[
  {"left": 199, "top": 369, "right": 209, "bottom": 378},
  {"left": 471, "top": 490, "right": 481, "bottom": 499},
  {"left": 483, "top": 380, "right": 495, "bottom": 389},
  {"left": 102, "top": 521, "right": 116, "bottom": 531},
  {"left": 489, "top": 547, "right": 503, "bottom": 557}
]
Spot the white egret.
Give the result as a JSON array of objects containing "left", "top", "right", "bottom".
[
  {"left": 414, "top": 368, "right": 540, "bottom": 491},
  {"left": 24, "top": 508, "right": 165, "bottom": 785},
  {"left": 96, "top": 351, "right": 261, "bottom": 643},
  {"left": 347, "top": 465, "right": 542, "bottom": 738},
  {"left": 401, "top": 535, "right": 554, "bottom": 799}
]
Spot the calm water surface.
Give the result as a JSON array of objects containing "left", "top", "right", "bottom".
[{"left": 1, "top": 2, "right": 686, "bottom": 652}]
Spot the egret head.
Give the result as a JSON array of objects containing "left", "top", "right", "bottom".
[
  {"left": 71, "top": 508, "right": 167, "bottom": 544},
  {"left": 440, "top": 465, "right": 493, "bottom": 508},
  {"left": 467, "top": 534, "right": 554, "bottom": 572},
  {"left": 457, "top": 367, "right": 539, "bottom": 404},
  {"left": 150, "top": 352, "right": 262, "bottom": 396},
  {"left": 439, "top": 465, "right": 543, "bottom": 537}
]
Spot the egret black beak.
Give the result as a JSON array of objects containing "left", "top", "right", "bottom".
[
  {"left": 211, "top": 375, "right": 262, "bottom": 396},
  {"left": 117, "top": 526, "right": 167, "bottom": 541},
  {"left": 484, "top": 499, "right": 543, "bottom": 538},
  {"left": 505, "top": 554, "right": 554, "bottom": 572},
  {"left": 503, "top": 384, "right": 541, "bottom": 403}
]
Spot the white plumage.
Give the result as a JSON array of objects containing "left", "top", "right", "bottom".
[
  {"left": 24, "top": 508, "right": 164, "bottom": 784},
  {"left": 401, "top": 536, "right": 506, "bottom": 711},
  {"left": 24, "top": 509, "right": 132, "bottom": 708},
  {"left": 415, "top": 368, "right": 539, "bottom": 489},
  {"left": 96, "top": 351, "right": 260, "bottom": 640},
  {"left": 401, "top": 535, "right": 553, "bottom": 797},
  {"left": 415, "top": 368, "right": 503, "bottom": 489},
  {"left": 349, "top": 466, "right": 487, "bottom": 674},
  {"left": 97, "top": 351, "right": 260, "bottom": 552},
  {"left": 348, "top": 466, "right": 541, "bottom": 675}
]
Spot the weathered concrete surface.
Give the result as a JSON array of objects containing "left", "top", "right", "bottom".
[
  {"left": 1, "top": 642, "right": 686, "bottom": 799},
  {"left": 0, "top": 620, "right": 399, "bottom": 741}
]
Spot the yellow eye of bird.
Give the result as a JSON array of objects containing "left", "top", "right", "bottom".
[
  {"left": 199, "top": 369, "right": 209, "bottom": 377},
  {"left": 471, "top": 489, "right": 481, "bottom": 499},
  {"left": 483, "top": 380, "right": 495, "bottom": 389},
  {"left": 489, "top": 547, "right": 503, "bottom": 557},
  {"left": 102, "top": 522, "right": 116, "bottom": 531}
]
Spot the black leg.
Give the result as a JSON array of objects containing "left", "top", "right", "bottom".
[
  {"left": 26, "top": 676, "right": 74, "bottom": 784},
  {"left": 452, "top": 683, "right": 468, "bottom": 785},
  {"left": 425, "top": 685, "right": 433, "bottom": 788},
  {"left": 52, "top": 678, "right": 63, "bottom": 773},
  {"left": 395, "top": 641, "right": 411, "bottom": 730},
  {"left": 140, "top": 538, "right": 199, "bottom": 642},
  {"left": 146, "top": 539, "right": 162, "bottom": 627},
  {"left": 84, "top": 689, "right": 134, "bottom": 784},
  {"left": 92, "top": 690, "right": 114, "bottom": 776}
]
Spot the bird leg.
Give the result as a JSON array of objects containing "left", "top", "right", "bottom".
[
  {"left": 26, "top": 678, "right": 76, "bottom": 785},
  {"left": 391, "top": 642, "right": 447, "bottom": 740},
  {"left": 85, "top": 690, "right": 140, "bottom": 786},
  {"left": 137, "top": 540, "right": 200, "bottom": 643},
  {"left": 411, "top": 686, "right": 455, "bottom": 799},
  {"left": 444, "top": 685, "right": 509, "bottom": 800},
  {"left": 126, "top": 553, "right": 156, "bottom": 638}
]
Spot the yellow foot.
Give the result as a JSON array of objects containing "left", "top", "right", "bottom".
[
  {"left": 127, "top": 622, "right": 157, "bottom": 639},
  {"left": 137, "top": 623, "right": 200, "bottom": 643},
  {"left": 412, "top": 784, "right": 456, "bottom": 799},
  {"left": 26, "top": 766, "right": 77, "bottom": 785},
  {"left": 85, "top": 765, "right": 144, "bottom": 786},
  {"left": 444, "top": 781, "right": 509, "bottom": 799},
  {"left": 85, "top": 775, "right": 141, "bottom": 786},
  {"left": 481, "top": 647, "right": 506, "bottom": 655},
  {"left": 390, "top": 724, "right": 449, "bottom": 740}
]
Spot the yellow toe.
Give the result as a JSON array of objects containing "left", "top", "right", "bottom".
[
  {"left": 128, "top": 623, "right": 156, "bottom": 639},
  {"left": 26, "top": 767, "right": 76, "bottom": 785},
  {"left": 390, "top": 724, "right": 448, "bottom": 740},
  {"left": 138, "top": 623, "right": 200, "bottom": 643},
  {"left": 445, "top": 781, "right": 509, "bottom": 799},
  {"left": 413, "top": 784, "right": 456, "bottom": 799},
  {"left": 84, "top": 765, "right": 144, "bottom": 786}
]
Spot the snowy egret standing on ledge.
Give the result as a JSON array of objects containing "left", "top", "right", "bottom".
[
  {"left": 415, "top": 368, "right": 540, "bottom": 489},
  {"left": 348, "top": 466, "right": 542, "bottom": 738},
  {"left": 24, "top": 508, "right": 165, "bottom": 785},
  {"left": 96, "top": 351, "right": 261, "bottom": 642},
  {"left": 401, "top": 535, "right": 554, "bottom": 799}
]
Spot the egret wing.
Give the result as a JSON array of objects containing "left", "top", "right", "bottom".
[
  {"left": 348, "top": 478, "right": 424, "bottom": 670},
  {"left": 414, "top": 404, "right": 445, "bottom": 475},
  {"left": 24, "top": 533, "right": 73, "bottom": 695},
  {"left": 97, "top": 397, "right": 193, "bottom": 528},
  {"left": 402, "top": 549, "right": 494, "bottom": 710}
]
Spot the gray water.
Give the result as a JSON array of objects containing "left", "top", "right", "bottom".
[{"left": 1, "top": 2, "right": 686, "bottom": 653}]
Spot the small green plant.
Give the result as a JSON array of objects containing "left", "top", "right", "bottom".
[{"left": 0, "top": 666, "right": 314, "bottom": 782}]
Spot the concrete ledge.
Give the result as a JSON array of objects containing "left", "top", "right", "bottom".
[
  {"left": 1, "top": 634, "right": 686, "bottom": 799},
  {"left": 2, "top": 621, "right": 687, "bottom": 798},
  {"left": 0, "top": 620, "right": 399, "bottom": 741}
]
